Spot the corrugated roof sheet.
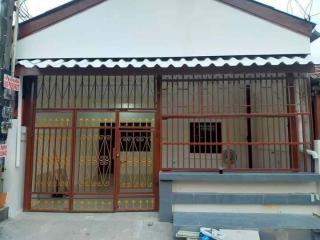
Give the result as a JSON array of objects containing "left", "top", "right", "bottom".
[{"left": 18, "top": 55, "right": 313, "bottom": 69}]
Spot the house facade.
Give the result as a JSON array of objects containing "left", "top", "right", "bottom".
[{"left": 13, "top": 0, "right": 320, "bottom": 232}]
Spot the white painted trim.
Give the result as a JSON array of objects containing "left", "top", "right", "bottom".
[
  {"left": 173, "top": 204, "right": 318, "bottom": 215},
  {"left": 173, "top": 182, "right": 318, "bottom": 194}
]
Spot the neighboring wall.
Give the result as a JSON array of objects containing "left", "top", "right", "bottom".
[{"left": 3, "top": 120, "right": 27, "bottom": 218}]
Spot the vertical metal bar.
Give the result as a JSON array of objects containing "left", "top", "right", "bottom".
[
  {"left": 147, "top": 75, "right": 150, "bottom": 108},
  {"left": 182, "top": 80, "right": 185, "bottom": 168},
  {"left": 176, "top": 81, "right": 180, "bottom": 168},
  {"left": 45, "top": 128, "right": 51, "bottom": 192},
  {"left": 47, "top": 76, "right": 51, "bottom": 109},
  {"left": 94, "top": 75, "right": 97, "bottom": 109},
  {"left": 33, "top": 127, "right": 39, "bottom": 193},
  {"left": 52, "top": 123, "right": 58, "bottom": 193},
  {"left": 69, "top": 110, "right": 77, "bottom": 211},
  {"left": 64, "top": 126, "right": 68, "bottom": 194},
  {"left": 67, "top": 75, "right": 70, "bottom": 108},
  {"left": 100, "top": 75, "right": 103, "bottom": 109},
  {"left": 139, "top": 126, "right": 141, "bottom": 188},
  {"left": 107, "top": 76, "right": 110, "bottom": 109},
  {"left": 114, "top": 76, "right": 117, "bottom": 109},
  {"left": 276, "top": 76, "right": 282, "bottom": 169},
  {"left": 259, "top": 76, "right": 264, "bottom": 168},
  {"left": 266, "top": 78, "right": 271, "bottom": 168},
  {"left": 198, "top": 81, "right": 202, "bottom": 168},
  {"left": 74, "top": 76, "right": 77, "bottom": 110},
  {"left": 127, "top": 75, "right": 130, "bottom": 109},
  {"left": 114, "top": 111, "right": 120, "bottom": 210},
  {"left": 40, "top": 76, "right": 44, "bottom": 109},
  {"left": 141, "top": 76, "right": 143, "bottom": 109},
  {"left": 306, "top": 77, "right": 314, "bottom": 172},
  {"left": 23, "top": 76, "right": 37, "bottom": 210},
  {"left": 120, "top": 75, "right": 123, "bottom": 108},
  {"left": 61, "top": 76, "right": 64, "bottom": 109},
  {"left": 90, "top": 127, "right": 94, "bottom": 192},
  {"left": 287, "top": 74, "right": 299, "bottom": 171},
  {"left": 134, "top": 76, "right": 136, "bottom": 109},
  {"left": 80, "top": 76, "right": 84, "bottom": 108},
  {"left": 83, "top": 121, "right": 89, "bottom": 192},
  {"left": 39, "top": 127, "right": 45, "bottom": 193},
  {"left": 282, "top": 77, "right": 289, "bottom": 168},
  {"left": 166, "top": 80, "right": 169, "bottom": 168},
  {"left": 239, "top": 78, "right": 244, "bottom": 168},
  {"left": 54, "top": 76, "right": 58, "bottom": 109},
  {"left": 77, "top": 122, "right": 82, "bottom": 193}
]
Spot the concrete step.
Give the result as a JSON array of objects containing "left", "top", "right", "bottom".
[
  {"left": 173, "top": 212, "right": 320, "bottom": 234},
  {"left": 0, "top": 207, "right": 8, "bottom": 222}
]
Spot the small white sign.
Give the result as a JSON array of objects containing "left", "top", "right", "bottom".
[
  {"left": 3, "top": 74, "right": 20, "bottom": 92},
  {"left": 0, "top": 144, "right": 7, "bottom": 157}
]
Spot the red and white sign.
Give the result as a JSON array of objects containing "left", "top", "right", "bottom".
[
  {"left": 3, "top": 74, "right": 20, "bottom": 91},
  {"left": 0, "top": 144, "right": 7, "bottom": 157}
]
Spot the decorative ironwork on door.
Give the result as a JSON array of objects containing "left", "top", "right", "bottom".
[{"left": 28, "top": 75, "right": 157, "bottom": 212}]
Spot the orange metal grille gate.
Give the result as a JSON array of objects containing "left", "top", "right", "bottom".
[
  {"left": 28, "top": 75, "right": 157, "bottom": 212},
  {"left": 25, "top": 73, "right": 313, "bottom": 212}
]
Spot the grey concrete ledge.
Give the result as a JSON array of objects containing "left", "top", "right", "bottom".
[
  {"left": 173, "top": 193, "right": 320, "bottom": 205},
  {"left": 160, "top": 171, "right": 320, "bottom": 182},
  {"left": 174, "top": 212, "right": 320, "bottom": 231},
  {"left": 0, "top": 207, "right": 8, "bottom": 222}
]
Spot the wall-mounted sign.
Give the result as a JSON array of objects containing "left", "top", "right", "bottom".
[
  {"left": 0, "top": 144, "right": 7, "bottom": 157},
  {"left": 3, "top": 74, "right": 20, "bottom": 91}
]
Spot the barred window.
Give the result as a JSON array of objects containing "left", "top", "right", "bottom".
[{"left": 190, "top": 122, "right": 222, "bottom": 154}]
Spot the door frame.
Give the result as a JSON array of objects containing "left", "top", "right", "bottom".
[
  {"left": 114, "top": 110, "right": 157, "bottom": 211},
  {"left": 25, "top": 108, "right": 159, "bottom": 212}
]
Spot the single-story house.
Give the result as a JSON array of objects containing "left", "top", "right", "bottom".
[{"left": 12, "top": 0, "right": 320, "bottom": 236}]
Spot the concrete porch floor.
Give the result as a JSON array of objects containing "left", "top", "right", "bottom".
[
  {"left": 0, "top": 212, "right": 173, "bottom": 240},
  {"left": 0, "top": 212, "right": 315, "bottom": 240}
]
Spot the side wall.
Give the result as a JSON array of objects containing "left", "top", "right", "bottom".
[{"left": 3, "top": 120, "right": 27, "bottom": 217}]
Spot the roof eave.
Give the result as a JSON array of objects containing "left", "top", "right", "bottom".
[
  {"left": 219, "top": 0, "right": 316, "bottom": 37},
  {"left": 18, "top": 0, "right": 316, "bottom": 40},
  {"left": 18, "top": 0, "right": 107, "bottom": 40}
]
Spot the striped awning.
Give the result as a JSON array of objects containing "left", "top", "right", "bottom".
[{"left": 17, "top": 55, "right": 313, "bottom": 69}]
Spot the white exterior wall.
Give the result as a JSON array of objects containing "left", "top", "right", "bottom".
[
  {"left": 3, "top": 120, "right": 27, "bottom": 218},
  {"left": 17, "top": 0, "right": 310, "bottom": 59}
]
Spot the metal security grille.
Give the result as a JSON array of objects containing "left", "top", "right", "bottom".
[
  {"left": 36, "top": 75, "right": 155, "bottom": 109},
  {"left": 31, "top": 112, "right": 72, "bottom": 211},
  {"left": 28, "top": 75, "right": 157, "bottom": 212},
  {"left": 161, "top": 73, "right": 313, "bottom": 172}
]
